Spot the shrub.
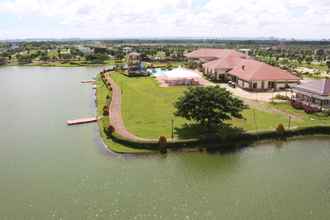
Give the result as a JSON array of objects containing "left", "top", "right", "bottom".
[
  {"left": 103, "top": 106, "right": 109, "bottom": 116},
  {"left": 159, "top": 136, "right": 167, "bottom": 154},
  {"left": 276, "top": 124, "right": 286, "bottom": 135},
  {"left": 274, "top": 94, "right": 289, "bottom": 101},
  {"left": 107, "top": 125, "right": 115, "bottom": 136},
  {"left": 159, "top": 136, "right": 167, "bottom": 147}
]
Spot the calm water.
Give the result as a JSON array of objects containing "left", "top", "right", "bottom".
[{"left": 0, "top": 66, "right": 330, "bottom": 220}]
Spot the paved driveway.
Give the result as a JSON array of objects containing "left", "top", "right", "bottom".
[{"left": 217, "top": 83, "right": 293, "bottom": 102}]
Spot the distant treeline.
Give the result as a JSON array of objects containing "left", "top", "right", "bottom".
[{"left": 1, "top": 39, "right": 330, "bottom": 47}]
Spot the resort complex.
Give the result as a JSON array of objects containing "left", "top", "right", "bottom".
[
  {"left": 3, "top": 0, "right": 330, "bottom": 217},
  {"left": 185, "top": 48, "right": 300, "bottom": 91}
]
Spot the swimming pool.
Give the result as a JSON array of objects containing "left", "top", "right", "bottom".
[{"left": 147, "top": 68, "right": 168, "bottom": 76}]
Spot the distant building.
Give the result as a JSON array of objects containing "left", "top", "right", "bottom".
[
  {"left": 127, "top": 52, "right": 147, "bottom": 76},
  {"left": 314, "top": 49, "right": 325, "bottom": 56},
  {"left": 10, "top": 43, "right": 19, "bottom": 50},
  {"left": 77, "top": 46, "right": 93, "bottom": 55},
  {"left": 123, "top": 47, "right": 133, "bottom": 54},
  {"left": 239, "top": 49, "right": 252, "bottom": 55},
  {"left": 292, "top": 79, "right": 330, "bottom": 112}
]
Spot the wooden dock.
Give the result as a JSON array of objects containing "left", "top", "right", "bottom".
[
  {"left": 80, "top": 80, "right": 96, "bottom": 84},
  {"left": 66, "top": 117, "right": 98, "bottom": 126}
]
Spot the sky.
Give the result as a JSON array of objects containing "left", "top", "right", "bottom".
[{"left": 0, "top": 0, "right": 329, "bottom": 40}]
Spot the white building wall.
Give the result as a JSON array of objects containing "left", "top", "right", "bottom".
[
  {"left": 264, "top": 81, "right": 269, "bottom": 89},
  {"left": 276, "top": 83, "right": 287, "bottom": 90},
  {"left": 243, "top": 81, "right": 250, "bottom": 89},
  {"left": 257, "top": 81, "right": 262, "bottom": 89},
  {"left": 238, "top": 80, "right": 243, "bottom": 87}
]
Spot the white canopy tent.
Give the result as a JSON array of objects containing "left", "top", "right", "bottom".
[{"left": 163, "top": 68, "right": 202, "bottom": 79}]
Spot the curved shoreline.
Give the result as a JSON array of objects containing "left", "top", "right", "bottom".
[{"left": 98, "top": 72, "right": 330, "bottom": 153}]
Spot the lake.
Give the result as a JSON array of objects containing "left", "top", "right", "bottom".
[{"left": 0, "top": 66, "right": 329, "bottom": 219}]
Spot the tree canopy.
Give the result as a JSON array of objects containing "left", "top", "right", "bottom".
[
  {"left": 0, "top": 57, "right": 7, "bottom": 65},
  {"left": 174, "top": 86, "right": 247, "bottom": 131}
]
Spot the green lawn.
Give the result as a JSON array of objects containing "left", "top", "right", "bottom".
[
  {"left": 111, "top": 73, "right": 292, "bottom": 139},
  {"left": 269, "top": 103, "right": 330, "bottom": 128},
  {"left": 111, "top": 73, "right": 188, "bottom": 138},
  {"left": 230, "top": 108, "right": 290, "bottom": 132}
]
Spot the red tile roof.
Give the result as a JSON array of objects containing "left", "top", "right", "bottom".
[
  {"left": 202, "top": 54, "right": 247, "bottom": 71},
  {"left": 229, "top": 59, "right": 300, "bottom": 81},
  {"left": 294, "top": 79, "right": 330, "bottom": 96}
]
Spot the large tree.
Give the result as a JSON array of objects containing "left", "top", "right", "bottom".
[{"left": 175, "top": 86, "right": 247, "bottom": 131}]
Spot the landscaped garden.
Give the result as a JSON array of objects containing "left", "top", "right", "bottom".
[
  {"left": 97, "top": 71, "right": 330, "bottom": 153},
  {"left": 110, "top": 73, "right": 293, "bottom": 138}
]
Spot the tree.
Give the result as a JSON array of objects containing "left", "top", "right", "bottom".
[
  {"left": 86, "top": 53, "right": 108, "bottom": 64},
  {"left": 326, "top": 60, "right": 330, "bottom": 73},
  {"left": 16, "top": 54, "right": 32, "bottom": 64},
  {"left": 174, "top": 86, "right": 247, "bottom": 131},
  {"left": 305, "top": 56, "right": 313, "bottom": 65},
  {"left": 0, "top": 57, "right": 7, "bottom": 65},
  {"left": 39, "top": 52, "right": 49, "bottom": 62}
]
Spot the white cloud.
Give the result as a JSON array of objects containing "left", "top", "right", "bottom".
[{"left": 0, "top": 0, "right": 330, "bottom": 39}]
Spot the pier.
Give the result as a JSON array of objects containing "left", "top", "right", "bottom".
[
  {"left": 66, "top": 117, "right": 98, "bottom": 126},
  {"left": 80, "top": 80, "right": 96, "bottom": 84}
]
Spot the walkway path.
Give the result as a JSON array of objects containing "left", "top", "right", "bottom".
[{"left": 105, "top": 74, "right": 153, "bottom": 142}]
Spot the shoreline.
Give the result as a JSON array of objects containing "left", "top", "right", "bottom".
[
  {"left": 96, "top": 71, "right": 330, "bottom": 154},
  {"left": 1, "top": 63, "right": 113, "bottom": 68}
]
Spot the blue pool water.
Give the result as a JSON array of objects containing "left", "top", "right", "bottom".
[{"left": 147, "top": 68, "right": 168, "bottom": 76}]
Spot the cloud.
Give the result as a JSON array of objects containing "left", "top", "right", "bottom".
[{"left": 0, "top": 0, "right": 330, "bottom": 39}]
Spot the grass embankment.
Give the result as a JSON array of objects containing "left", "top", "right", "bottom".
[
  {"left": 270, "top": 102, "right": 330, "bottom": 127},
  {"left": 111, "top": 73, "right": 291, "bottom": 139},
  {"left": 96, "top": 74, "right": 151, "bottom": 153}
]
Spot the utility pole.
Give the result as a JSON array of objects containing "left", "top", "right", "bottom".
[
  {"left": 253, "top": 109, "right": 258, "bottom": 132},
  {"left": 288, "top": 116, "right": 292, "bottom": 129},
  {"left": 171, "top": 119, "right": 174, "bottom": 139}
]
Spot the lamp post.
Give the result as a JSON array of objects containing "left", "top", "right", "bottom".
[
  {"left": 171, "top": 119, "right": 174, "bottom": 139},
  {"left": 253, "top": 109, "right": 258, "bottom": 132},
  {"left": 288, "top": 116, "right": 292, "bottom": 129}
]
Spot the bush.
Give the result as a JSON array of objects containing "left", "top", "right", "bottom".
[
  {"left": 159, "top": 136, "right": 167, "bottom": 154},
  {"left": 159, "top": 136, "right": 167, "bottom": 147},
  {"left": 276, "top": 124, "right": 286, "bottom": 135},
  {"left": 107, "top": 125, "right": 115, "bottom": 136},
  {"left": 103, "top": 106, "right": 109, "bottom": 116},
  {"left": 274, "top": 94, "right": 289, "bottom": 101}
]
